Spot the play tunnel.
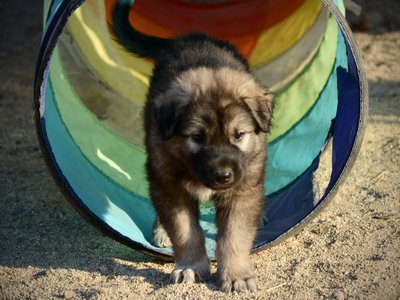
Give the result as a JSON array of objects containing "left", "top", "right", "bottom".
[{"left": 34, "top": 0, "right": 368, "bottom": 258}]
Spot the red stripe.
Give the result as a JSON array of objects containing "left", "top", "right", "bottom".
[{"left": 131, "top": 0, "right": 304, "bottom": 36}]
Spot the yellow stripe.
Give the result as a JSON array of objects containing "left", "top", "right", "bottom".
[
  {"left": 249, "top": 0, "right": 323, "bottom": 68},
  {"left": 254, "top": 7, "right": 329, "bottom": 92},
  {"left": 67, "top": 0, "right": 151, "bottom": 106}
]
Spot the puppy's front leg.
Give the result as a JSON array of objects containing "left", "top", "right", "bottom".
[
  {"left": 215, "top": 189, "right": 263, "bottom": 292},
  {"left": 152, "top": 188, "right": 211, "bottom": 283}
]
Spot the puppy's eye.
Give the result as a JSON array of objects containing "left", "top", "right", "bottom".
[
  {"left": 234, "top": 132, "right": 245, "bottom": 141},
  {"left": 191, "top": 133, "right": 205, "bottom": 144}
]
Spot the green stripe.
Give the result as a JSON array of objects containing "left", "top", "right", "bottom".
[
  {"left": 49, "top": 48, "right": 150, "bottom": 199},
  {"left": 269, "top": 14, "right": 338, "bottom": 142}
]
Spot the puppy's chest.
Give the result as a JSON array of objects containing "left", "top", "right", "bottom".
[{"left": 184, "top": 181, "right": 214, "bottom": 202}]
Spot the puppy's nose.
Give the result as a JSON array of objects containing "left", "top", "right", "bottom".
[{"left": 214, "top": 169, "right": 233, "bottom": 184}]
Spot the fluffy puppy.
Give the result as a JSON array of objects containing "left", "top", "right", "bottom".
[{"left": 111, "top": 2, "right": 274, "bottom": 293}]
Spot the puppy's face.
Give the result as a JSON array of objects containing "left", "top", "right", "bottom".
[
  {"left": 154, "top": 67, "right": 274, "bottom": 190},
  {"left": 179, "top": 100, "right": 260, "bottom": 190}
]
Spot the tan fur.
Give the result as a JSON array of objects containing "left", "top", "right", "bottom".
[
  {"left": 184, "top": 180, "right": 215, "bottom": 201},
  {"left": 177, "top": 67, "right": 266, "bottom": 102}
]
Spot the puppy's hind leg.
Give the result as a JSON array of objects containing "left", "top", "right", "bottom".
[
  {"left": 151, "top": 188, "right": 211, "bottom": 284},
  {"left": 153, "top": 216, "right": 172, "bottom": 248}
]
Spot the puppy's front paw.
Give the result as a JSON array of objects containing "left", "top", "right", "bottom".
[
  {"left": 171, "top": 261, "right": 211, "bottom": 284},
  {"left": 220, "top": 276, "right": 258, "bottom": 293}
]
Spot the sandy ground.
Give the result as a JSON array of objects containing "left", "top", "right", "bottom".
[{"left": 0, "top": 0, "right": 399, "bottom": 299}]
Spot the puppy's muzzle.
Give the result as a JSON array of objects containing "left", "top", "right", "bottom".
[
  {"left": 211, "top": 166, "right": 234, "bottom": 185},
  {"left": 203, "top": 150, "right": 244, "bottom": 189}
]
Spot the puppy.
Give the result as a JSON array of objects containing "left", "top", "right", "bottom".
[{"left": 111, "top": 2, "right": 274, "bottom": 293}]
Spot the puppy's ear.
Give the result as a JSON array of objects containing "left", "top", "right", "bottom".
[
  {"left": 154, "top": 87, "right": 190, "bottom": 140},
  {"left": 241, "top": 89, "right": 274, "bottom": 133}
]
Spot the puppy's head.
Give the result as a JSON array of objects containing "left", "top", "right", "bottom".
[{"left": 154, "top": 67, "right": 274, "bottom": 190}]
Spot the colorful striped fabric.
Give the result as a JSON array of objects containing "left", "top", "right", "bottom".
[{"left": 35, "top": 0, "right": 367, "bottom": 258}]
